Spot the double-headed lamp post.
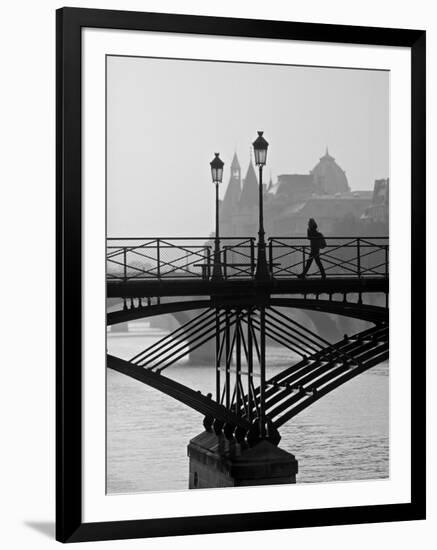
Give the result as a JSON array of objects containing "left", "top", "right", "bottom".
[
  {"left": 210, "top": 153, "right": 224, "bottom": 280},
  {"left": 252, "top": 131, "right": 270, "bottom": 281}
]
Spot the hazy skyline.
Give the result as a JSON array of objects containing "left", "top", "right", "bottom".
[{"left": 107, "top": 56, "right": 389, "bottom": 237}]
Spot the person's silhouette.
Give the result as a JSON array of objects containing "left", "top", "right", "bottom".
[{"left": 298, "top": 218, "right": 326, "bottom": 279}]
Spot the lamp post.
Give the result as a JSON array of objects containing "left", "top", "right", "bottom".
[
  {"left": 252, "top": 131, "right": 270, "bottom": 281},
  {"left": 252, "top": 131, "right": 270, "bottom": 440},
  {"left": 210, "top": 153, "right": 224, "bottom": 280}
]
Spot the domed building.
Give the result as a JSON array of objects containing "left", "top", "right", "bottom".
[
  {"left": 219, "top": 148, "right": 375, "bottom": 238},
  {"left": 310, "top": 148, "right": 350, "bottom": 195}
]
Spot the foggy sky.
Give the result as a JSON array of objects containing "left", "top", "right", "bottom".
[{"left": 107, "top": 56, "right": 389, "bottom": 237}]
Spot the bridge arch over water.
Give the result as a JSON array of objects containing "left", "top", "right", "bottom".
[{"left": 107, "top": 235, "right": 389, "bottom": 452}]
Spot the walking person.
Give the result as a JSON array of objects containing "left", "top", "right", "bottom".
[{"left": 298, "top": 218, "right": 326, "bottom": 279}]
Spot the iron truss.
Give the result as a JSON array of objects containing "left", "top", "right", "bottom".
[{"left": 107, "top": 303, "right": 388, "bottom": 446}]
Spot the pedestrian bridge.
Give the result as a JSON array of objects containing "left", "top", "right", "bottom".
[
  {"left": 106, "top": 235, "right": 389, "bottom": 447},
  {"left": 107, "top": 236, "right": 388, "bottom": 300}
]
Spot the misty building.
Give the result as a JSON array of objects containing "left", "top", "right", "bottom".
[
  {"left": 271, "top": 193, "right": 373, "bottom": 235},
  {"left": 220, "top": 148, "right": 377, "bottom": 237},
  {"left": 361, "top": 178, "right": 389, "bottom": 224},
  {"left": 310, "top": 148, "right": 350, "bottom": 195}
]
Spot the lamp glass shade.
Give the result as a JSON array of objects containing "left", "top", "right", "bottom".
[
  {"left": 210, "top": 153, "right": 224, "bottom": 183},
  {"left": 252, "top": 131, "right": 269, "bottom": 166}
]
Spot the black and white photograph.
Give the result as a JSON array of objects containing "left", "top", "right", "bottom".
[
  {"left": 105, "top": 55, "right": 390, "bottom": 493},
  {"left": 50, "top": 5, "right": 427, "bottom": 544},
  {"left": 0, "top": 0, "right": 431, "bottom": 546}
]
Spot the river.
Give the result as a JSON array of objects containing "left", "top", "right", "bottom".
[{"left": 106, "top": 322, "right": 389, "bottom": 494}]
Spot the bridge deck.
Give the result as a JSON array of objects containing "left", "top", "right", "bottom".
[{"left": 107, "top": 277, "right": 388, "bottom": 299}]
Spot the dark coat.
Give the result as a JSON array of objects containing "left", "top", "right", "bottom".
[{"left": 307, "top": 227, "right": 325, "bottom": 254}]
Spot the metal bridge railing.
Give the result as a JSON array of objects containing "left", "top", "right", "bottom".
[
  {"left": 107, "top": 236, "right": 388, "bottom": 281},
  {"left": 106, "top": 237, "right": 256, "bottom": 281},
  {"left": 269, "top": 237, "right": 388, "bottom": 279}
]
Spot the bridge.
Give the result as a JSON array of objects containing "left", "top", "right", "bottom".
[
  {"left": 107, "top": 236, "right": 388, "bottom": 297},
  {"left": 107, "top": 236, "right": 388, "bottom": 462}
]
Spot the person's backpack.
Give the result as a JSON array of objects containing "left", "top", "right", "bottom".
[{"left": 320, "top": 234, "right": 327, "bottom": 249}]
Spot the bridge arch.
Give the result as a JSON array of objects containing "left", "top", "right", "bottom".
[
  {"left": 108, "top": 298, "right": 387, "bottom": 326},
  {"left": 107, "top": 354, "right": 249, "bottom": 429}
]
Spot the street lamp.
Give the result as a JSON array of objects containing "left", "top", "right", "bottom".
[
  {"left": 252, "top": 131, "right": 270, "bottom": 281},
  {"left": 252, "top": 131, "right": 270, "bottom": 440},
  {"left": 210, "top": 153, "right": 224, "bottom": 280}
]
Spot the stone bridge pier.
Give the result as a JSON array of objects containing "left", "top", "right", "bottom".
[{"left": 188, "top": 432, "right": 298, "bottom": 488}]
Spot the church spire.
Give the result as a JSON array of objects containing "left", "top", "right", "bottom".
[
  {"left": 231, "top": 151, "right": 240, "bottom": 170},
  {"left": 323, "top": 146, "right": 333, "bottom": 160},
  {"left": 221, "top": 152, "right": 241, "bottom": 222}
]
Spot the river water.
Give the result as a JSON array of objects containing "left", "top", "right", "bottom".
[{"left": 106, "top": 323, "right": 389, "bottom": 494}]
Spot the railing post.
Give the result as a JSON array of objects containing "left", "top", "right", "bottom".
[
  {"left": 385, "top": 245, "right": 389, "bottom": 278},
  {"left": 156, "top": 239, "right": 161, "bottom": 280},
  {"left": 302, "top": 245, "right": 306, "bottom": 273},
  {"left": 216, "top": 308, "right": 221, "bottom": 402},
  {"left": 223, "top": 247, "right": 228, "bottom": 279},
  {"left": 357, "top": 238, "right": 361, "bottom": 278},
  {"left": 207, "top": 247, "right": 211, "bottom": 280},
  {"left": 123, "top": 246, "right": 127, "bottom": 311},
  {"left": 269, "top": 239, "right": 273, "bottom": 277},
  {"left": 250, "top": 239, "right": 255, "bottom": 276},
  {"left": 123, "top": 247, "right": 127, "bottom": 282}
]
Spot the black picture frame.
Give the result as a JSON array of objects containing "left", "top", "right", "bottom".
[{"left": 56, "top": 7, "right": 426, "bottom": 543}]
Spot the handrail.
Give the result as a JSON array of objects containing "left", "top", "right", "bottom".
[
  {"left": 107, "top": 236, "right": 257, "bottom": 241},
  {"left": 269, "top": 236, "right": 388, "bottom": 240},
  {"left": 106, "top": 236, "right": 389, "bottom": 281},
  {"left": 107, "top": 236, "right": 389, "bottom": 240}
]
